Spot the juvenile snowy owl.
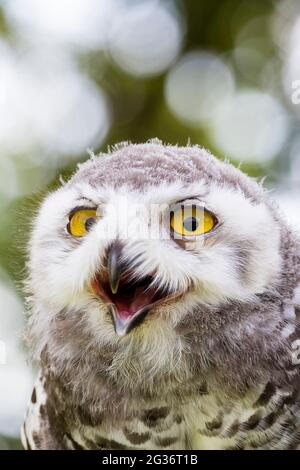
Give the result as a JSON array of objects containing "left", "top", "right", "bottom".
[{"left": 22, "top": 140, "right": 300, "bottom": 450}]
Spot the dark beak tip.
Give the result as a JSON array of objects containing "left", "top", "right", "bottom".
[
  {"left": 115, "top": 325, "right": 128, "bottom": 338},
  {"left": 109, "top": 304, "right": 151, "bottom": 337}
]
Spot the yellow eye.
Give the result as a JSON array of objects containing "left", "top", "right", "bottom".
[
  {"left": 170, "top": 205, "right": 216, "bottom": 238},
  {"left": 67, "top": 208, "right": 98, "bottom": 237}
]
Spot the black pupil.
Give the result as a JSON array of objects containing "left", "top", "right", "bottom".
[
  {"left": 85, "top": 217, "right": 95, "bottom": 231},
  {"left": 184, "top": 216, "right": 198, "bottom": 231}
]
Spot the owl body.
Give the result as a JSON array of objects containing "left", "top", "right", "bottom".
[{"left": 22, "top": 140, "right": 300, "bottom": 449}]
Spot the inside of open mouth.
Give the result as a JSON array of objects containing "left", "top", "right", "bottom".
[{"left": 93, "top": 274, "right": 167, "bottom": 321}]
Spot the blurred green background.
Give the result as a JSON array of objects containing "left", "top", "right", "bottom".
[{"left": 1, "top": 0, "right": 300, "bottom": 449}]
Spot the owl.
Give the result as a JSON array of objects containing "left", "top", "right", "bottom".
[{"left": 22, "top": 139, "right": 300, "bottom": 450}]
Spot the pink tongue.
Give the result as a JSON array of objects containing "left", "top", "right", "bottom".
[{"left": 114, "top": 287, "right": 156, "bottom": 320}]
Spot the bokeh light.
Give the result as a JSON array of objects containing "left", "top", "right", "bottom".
[
  {"left": 165, "top": 52, "right": 235, "bottom": 126},
  {"left": 1, "top": 0, "right": 300, "bottom": 448},
  {"left": 0, "top": 45, "right": 110, "bottom": 155}
]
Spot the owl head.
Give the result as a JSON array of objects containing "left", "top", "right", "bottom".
[{"left": 27, "top": 140, "right": 298, "bottom": 388}]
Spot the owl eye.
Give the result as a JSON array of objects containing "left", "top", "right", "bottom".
[
  {"left": 170, "top": 205, "right": 216, "bottom": 238},
  {"left": 67, "top": 208, "right": 98, "bottom": 237}
]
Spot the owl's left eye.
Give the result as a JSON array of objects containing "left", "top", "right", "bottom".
[
  {"left": 67, "top": 208, "right": 98, "bottom": 237},
  {"left": 170, "top": 205, "right": 216, "bottom": 238}
]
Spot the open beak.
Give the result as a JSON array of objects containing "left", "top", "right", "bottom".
[{"left": 90, "top": 243, "right": 183, "bottom": 337}]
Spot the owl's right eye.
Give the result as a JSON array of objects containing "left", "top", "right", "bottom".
[{"left": 67, "top": 208, "right": 98, "bottom": 237}]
